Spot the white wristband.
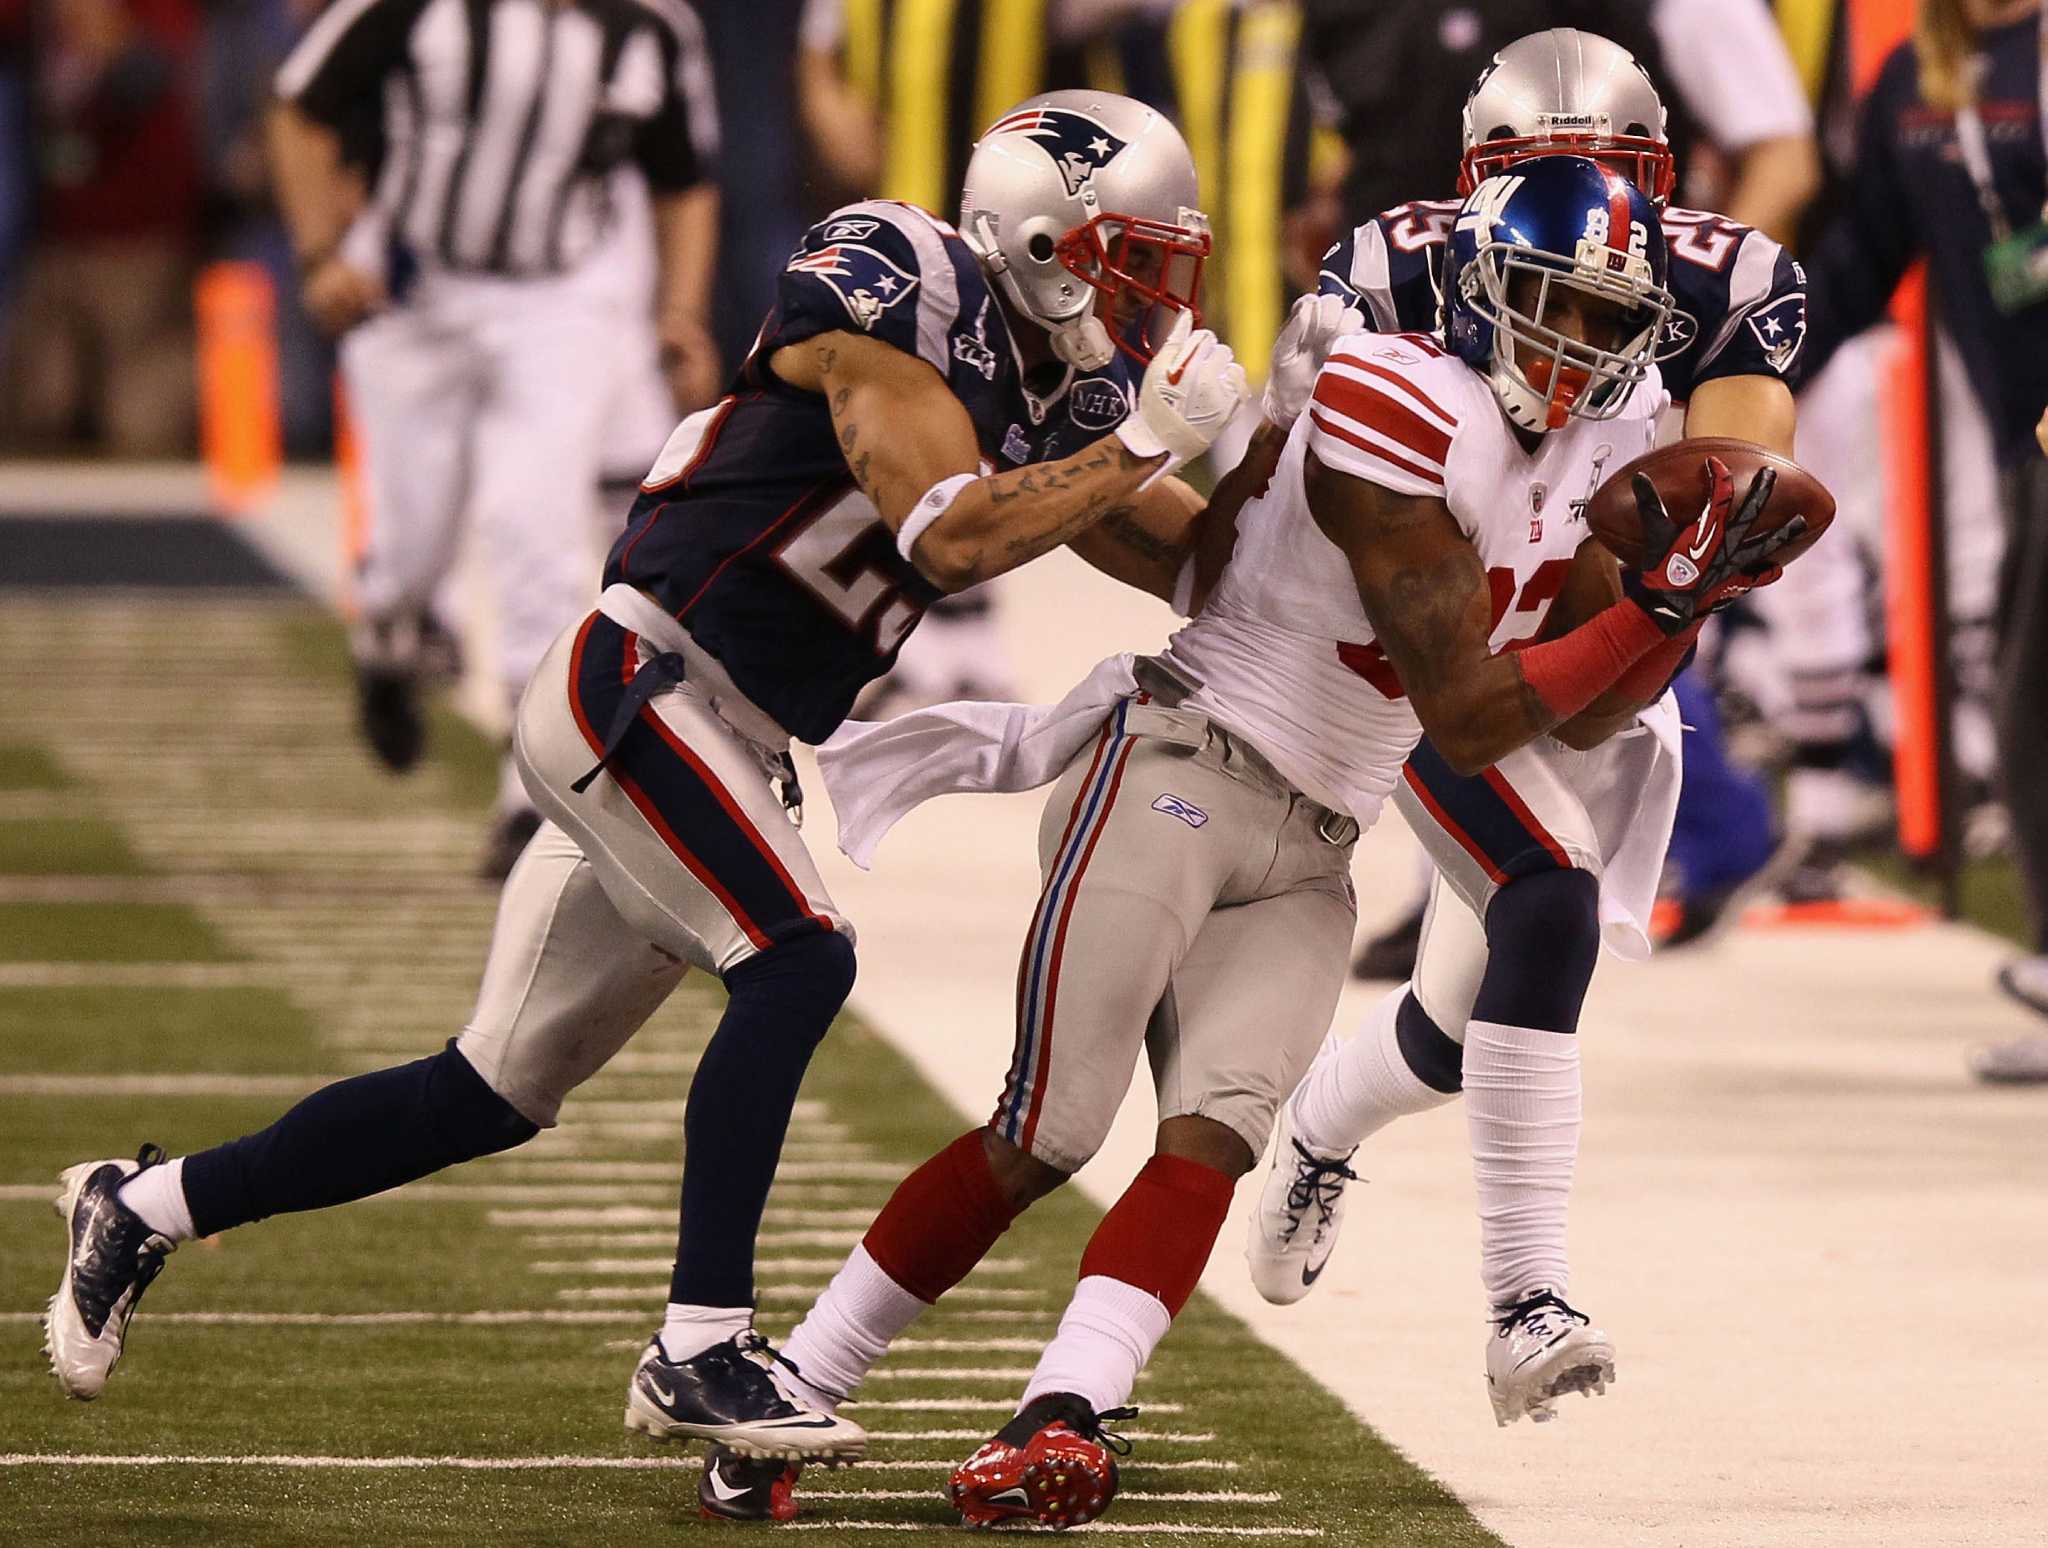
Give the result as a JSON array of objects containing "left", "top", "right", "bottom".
[
  {"left": 1114, "top": 420, "right": 1181, "bottom": 491},
  {"left": 897, "top": 472, "right": 978, "bottom": 562}
]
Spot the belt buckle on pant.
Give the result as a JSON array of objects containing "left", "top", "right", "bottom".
[{"left": 1316, "top": 808, "right": 1355, "bottom": 846}]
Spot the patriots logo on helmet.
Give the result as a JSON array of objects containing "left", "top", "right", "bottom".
[
  {"left": 986, "top": 108, "right": 1129, "bottom": 197},
  {"left": 788, "top": 241, "right": 921, "bottom": 331},
  {"left": 1744, "top": 292, "right": 1807, "bottom": 376}
]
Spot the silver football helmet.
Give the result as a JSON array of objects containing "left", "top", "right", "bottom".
[
  {"left": 960, "top": 90, "right": 1210, "bottom": 371},
  {"left": 1460, "top": 29, "right": 1675, "bottom": 203}
]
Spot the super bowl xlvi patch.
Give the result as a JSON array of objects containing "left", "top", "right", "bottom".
[
  {"left": 1743, "top": 292, "right": 1806, "bottom": 375},
  {"left": 787, "top": 242, "right": 920, "bottom": 332},
  {"left": 984, "top": 107, "right": 1129, "bottom": 196},
  {"left": 1068, "top": 378, "right": 1129, "bottom": 432},
  {"left": 1151, "top": 793, "right": 1209, "bottom": 829}
]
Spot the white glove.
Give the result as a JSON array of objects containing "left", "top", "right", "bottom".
[
  {"left": 1115, "top": 310, "right": 1250, "bottom": 486},
  {"left": 1261, "top": 292, "right": 1365, "bottom": 428}
]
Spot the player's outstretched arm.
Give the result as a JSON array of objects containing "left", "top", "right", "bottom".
[
  {"left": 1068, "top": 419, "right": 1287, "bottom": 610},
  {"left": 775, "top": 325, "right": 1241, "bottom": 593},
  {"left": 1684, "top": 374, "right": 1797, "bottom": 457}
]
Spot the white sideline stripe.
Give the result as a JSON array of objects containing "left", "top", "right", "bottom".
[
  {"left": 490, "top": 1206, "right": 873, "bottom": 1228},
  {"left": 0, "top": 1075, "right": 327, "bottom": 1097},
  {"left": 532, "top": 1256, "right": 1020, "bottom": 1277},
  {"left": 0, "top": 964, "right": 279, "bottom": 989},
  {"left": 0, "top": 1310, "right": 641, "bottom": 1327},
  {"left": 846, "top": 1400, "right": 1185, "bottom": 1415},
  {"left": 784, "top": 1524, "right": 1316, "bottom": 1537},
  {"left": 803, "top": 1490, "right": 1280, "bottom": 1505}
]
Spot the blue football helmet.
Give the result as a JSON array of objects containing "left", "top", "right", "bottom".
[{"left": 1442, "top": 155, "right": 1674, "bottom": 433}]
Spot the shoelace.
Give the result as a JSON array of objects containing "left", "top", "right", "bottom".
[
  {"left": 735, "top": 1329, "right": 851, "bottom": 1408},
  {"left": 1082, "top": 1405, "right": 1140, "bottom": 1458},
  {"left": 1493, "top": 1290, "right": 1589, "bottom": 1339},
  {"left": 1281, "top": 1138, "right": 1359, "bottom": 1238}
]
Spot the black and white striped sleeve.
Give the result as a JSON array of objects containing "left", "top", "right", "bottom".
[
  {"left": 274, "top": 0, "right": 429, "bottom": 127},
  {"left": 634, "top": 0, "right": 720, "bottom": 192}
]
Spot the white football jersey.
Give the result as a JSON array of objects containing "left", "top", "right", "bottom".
[{"left": 1160, "top": 331, "right": 1666, "bottom": 826}]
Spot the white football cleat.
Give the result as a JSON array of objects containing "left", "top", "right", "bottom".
[
  {"left": 1246, "top": 1094, "right": 1359, "bottom": 1306},
  {"left": 1484, "top": 1290, "right": 1615, "bottom": 1426},
  {"left": 623, "top": 1332, "right": 866, "bottom": 1463},
  {"left": 45, "top": 1146, "right": 176, "bottom": 1400}
]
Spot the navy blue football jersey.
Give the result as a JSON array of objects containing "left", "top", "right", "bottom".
[
  {"left": 1318, "top": 198, "right": 1809, "bottom": 401},
  {"left": 604, "top": 200, "right": 1138, "bottom": 745}
]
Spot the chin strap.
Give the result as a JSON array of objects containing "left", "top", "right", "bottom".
[{"left": 1049, "top": 314, "right": 1114, "bottom": 371}]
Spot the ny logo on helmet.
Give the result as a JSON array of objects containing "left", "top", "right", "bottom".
[{"left": 985, "top": 108, "right": 1129, "bottom": 197}]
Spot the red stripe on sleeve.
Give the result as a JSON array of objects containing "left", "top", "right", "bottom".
[
  {"left": 1312, "top": 372, "right": 1454, "bottom": 465},
  {"left": 1325, "top": 355, "right": 1459, "bottom": 428},
  {"left": 1307, "top": 408, "right": 1446, "bottom": 488}
]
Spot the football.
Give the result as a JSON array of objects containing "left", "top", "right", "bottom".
[{"left": 1582, "top": 437, "right": 1836, "bottom": 569}]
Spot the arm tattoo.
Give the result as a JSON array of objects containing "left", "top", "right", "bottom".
[{"left": 1099, "top": 507, "right": 1178, "bottom": 565}]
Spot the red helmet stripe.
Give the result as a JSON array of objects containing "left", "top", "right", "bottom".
[{"left": 1605, "top": 171, "right": 1633, "bottom": 253}]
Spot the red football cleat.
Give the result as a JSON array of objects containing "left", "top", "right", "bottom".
[{"left": 948, "top": 1394, "right": 1136, "bottom": 1529}]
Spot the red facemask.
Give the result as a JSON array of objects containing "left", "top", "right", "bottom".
[
  {"left": 1459, "top": 137, "right": 1677, "bottom": 204},
  {"left": 1055, "top": 212, "right": 1211, "bottom": 363}
]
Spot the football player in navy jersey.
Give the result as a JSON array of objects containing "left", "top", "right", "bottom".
[
  {"left": 44, "top": 91, "right": 1256, "bottom": 1464},
  {"left": 1312, "top": 25, "right": 1809, "bottom": 975}
]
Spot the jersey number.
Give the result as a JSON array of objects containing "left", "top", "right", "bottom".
[
  {"left": 1386, "top": 200, "right": 1457, "bottom": 253},
  {"left": 1337, "top": 558, "right": 1573, "bottom": 701},
  {"left": 775, "top": 491, "right": 922, "bottom": 653},
  {"left": 1660, "top": 208, "right": 1741, "bottom": 272}
]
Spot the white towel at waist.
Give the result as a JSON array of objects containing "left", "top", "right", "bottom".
[{"left": 817, "top": 653, "right": 1139, "bottom": 869}]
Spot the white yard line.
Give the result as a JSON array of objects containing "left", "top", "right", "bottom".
[
  {"left": 530, "top": 1255, "right": 1020, "bottom": 1276},
  {"left": 0, "top": 1075, "right": 329, "bottom": 1097},
  {"left": 874, "top": 1430, "right": 1217, "bottom": 1446},
  {"left": 801, "top": 1491, "right": 1281, "bottom": 1504},
  {"left": 783, "top": 1524, "right": 1317, "bottom": 1538}
]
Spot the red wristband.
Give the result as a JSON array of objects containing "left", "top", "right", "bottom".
[
  {"left": 1516, "top": 600, "right": 1666, "bottom": 721},
  {"left": 1608, "top": 621, "right": 1703, "bottom": 706}
]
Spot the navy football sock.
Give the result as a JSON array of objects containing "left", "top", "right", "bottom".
[
  {"left": 180, "top": 1041, "right": 538, "bottom": 1237},
  {"left": 669, "top": 930, "right": 857, "bottom": 1308},
  {"left": 1472, "top": 868, "right": 1602, "bottom": 1034}
]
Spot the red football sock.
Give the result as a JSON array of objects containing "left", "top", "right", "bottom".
[
  {"left": 1077, "top": 1153, "right": 1235, "bottom": 1316},
  {"left": 861, "top": 1129, "right": 1022, "bottom": 1303}
]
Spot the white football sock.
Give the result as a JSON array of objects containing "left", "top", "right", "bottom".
[
  {"left": 1463, "top": 1019, "right": 1581, "bottom": 1311},
  {"left": 116, "top": 1156, "right": 196, "bottom": 1244},
  {"left": 776, "top": 1244, "right": 929, "bottom": 1413},
  {"left": 1290, "top": 985, "right": 1456, "bottom": 1154},
  {"left": 657, "top": 1303, "right": 752, "bottom": 1362},
  {"left": 1019, "top": 1275, "right": 1172, "bottom": 1416}
]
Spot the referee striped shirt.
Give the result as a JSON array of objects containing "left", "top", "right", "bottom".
[{"left": 277, "top": 0, "right": 717, "bottom": 278}]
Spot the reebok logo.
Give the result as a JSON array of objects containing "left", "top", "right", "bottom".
[{"left": 1152, "top": 794, "right": 1208, "bottom": 828}]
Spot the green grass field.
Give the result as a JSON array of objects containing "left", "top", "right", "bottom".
[{"left": 0, "top": 595, "right": 1500, "bottom": 1547}]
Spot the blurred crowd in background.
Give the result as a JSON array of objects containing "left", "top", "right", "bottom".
[{"left": 1, "top": 0, "right": 2044, "bottom": 1025}]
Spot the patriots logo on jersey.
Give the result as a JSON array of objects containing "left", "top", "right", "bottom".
[
  {"left": 1744, "top": 292, "right": 1807, "bottom": 376},
  {"left": 788, "top": 242, "right": 921, "bottom": 331},
  {"left": 985, "top": 107, "right": 1128, "bottom": 197}
]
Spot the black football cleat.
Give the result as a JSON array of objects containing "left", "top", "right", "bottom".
[
  {"left": 623, "top": 1332, "right": 866, "bottom": 1463},
  {"left": 44, "top": 1145, "right": 176, "bottom": 1400},
  {"left": 699, "top": 1444, "right": 802, "bottom": 1521},
  {"left": 476, "top": 807, "right": 542, "bottom": 882},
  {"left": 356, "top": 664, "right": 425, "bottom": 773},
  {"left": 1351, "top": 903, "right": 1423, "bottom": 980},
  {"left": 950, "top": 1393, "right": 1136, "bottom": 1528}
]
